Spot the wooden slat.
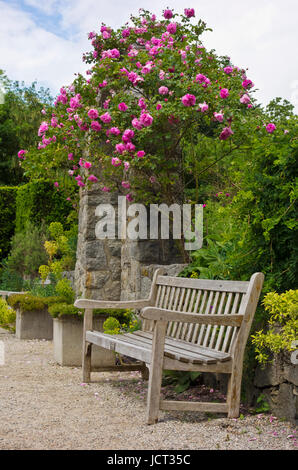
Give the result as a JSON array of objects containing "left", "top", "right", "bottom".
[
  {"left": 86, "top": 331, "right": 151, "bottom": 363},
  {"left": 202, "top": 291, "right": 220, "bottom": 348},
  {"left": 208, "top": 291, "right": 226, "bottom": 349},
  {"left": 125, "top": 332, "right": 217, "bottom": 364},
  {"left": 160, "top": 400, "right": 228, "bottom": 413},
  {"left": 156, "top": 276, "right": 249, "bottom": 293},
  {"left": 75, "top": 299, "right": 150, "bottom": 309},
  {"left": 171, "top": 288, "right": 185, "bottom": 337},
  {"left": 175, "top": 288, "right": 191, "bottom": 339},
  {"left": 215, "top": 292, "right": 233, "bottom": 351},
  {"left": 197, "top": 290, "right": 214, "bottom": 345},
  {"left": 222, "top": 293, "right": 240, "bottom": 353},
  {"left": 133, "top": 331, "right": 231, "bottom": 362},
  {"left": 141, "top": 308, "right": 244, "bottom": 327},
  {"left": 190, "top": 290, "right": 208, "bottom": 343}
]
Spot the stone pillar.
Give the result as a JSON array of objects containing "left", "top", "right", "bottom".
[
  {"left": 74, "top": 186, "right": 122, "bottom": 300},
  {"left": 75, "top": 187, "right": 186, "bottom": 301}
]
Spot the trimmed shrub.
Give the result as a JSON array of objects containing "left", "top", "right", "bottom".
[
  {"left": 15, "top": 180, "right": 73, "bottom": 234},
  {"left": 0, "top": 298, "right": 16, "bottom": 331},
  {"left": 0, "top": 186, "right": 17, "bottom": 261}
]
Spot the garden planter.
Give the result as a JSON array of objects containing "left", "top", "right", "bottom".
[
  {"left": 53, "top": 314, "right": 116, "bottom": 367},
  {"left": 16, "top": 307, "right": 53, "bottom": 340}
]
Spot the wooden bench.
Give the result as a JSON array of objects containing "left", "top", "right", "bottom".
[{"left": 74, "top": 270, "right": 264, "bottom": 424}]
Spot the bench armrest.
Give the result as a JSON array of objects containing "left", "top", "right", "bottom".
[
  {"left": 74, "top": 299, "right": 151, "bottom": 310},
  {"left": 141, "top": 307, "right": 244, "bottom": 327}
]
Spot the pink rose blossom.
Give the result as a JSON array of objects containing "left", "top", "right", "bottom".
[
  {"left": 68, "top": 153, "right": 74, "bottom": 160},
  {"left": 125, "top": 142, "right": 135, "bottom": 152},
  {"left": 38, "top": 121, "right": 48, "bottom": 136},
  {"left": 91, "top": 121, "right": 102, "bottom": 131},
  {"left": 219, "top": 127, "right": 234, "bottom": 140},
  {"left": 108, "top": 127, "right": 120, "bottom": 135},
  {"left": 220, "top": 88, "right": 229, "bottom": 99},
  {"left": 214, "top": 112, "right": 224, "bottom": 122},
  {"left": 163, "top": 9, "right": 173, "bottom": 19},
  {"left": 137, "top": 150, "right": 145, "bottom": 158},
  {"left": 158, "top": 86, "right": 169, "bottom": 95},
  {"left": 266, "top": 123, "right": 276, "bottom": 133},
  {"left": 124, "top": 161, "right": 130, "bottom": 170},
  {"left": 122, "top": 129, "right": 134, "bottom": 142},
  {"left": 167, "top": 23, "right": 177, "bottom": 34},
  {"left": 84, "top": 161, "right": 92, "bottom": 169},
  {"left": 87, "top": 108, "right": 99, "bottom": 119},
  {"left": 132, "top": 118, "right": 143, "bottom": 130},
  {"left": 121, "top": 181, "right": 130, "bottom": 189},
  {"left": 156, "top": 104, "right": 162, "bottom": 110},
  {"left": 224, "top": 66, "right": 233, "bottom": 74},
  {"left": 126, "top": 193, "right": 133, "bottom": 202},
  {"left": 118, "top": 102, "right": 128, "bottom": 112},
  {"left": 18, "top": 149, "right": 27, "bottom": 159},
  {"left": 184, "top": 8, "right": 195, "bottom": 18},
  {"left": 242, "top": 79, "right": 254, "bottom": 89},
  {"left": 181, "top": 94, "right": 196, "bottom": 106},
  {"left": 88, "top": 175, "right": 98, "bottom": 183},
  {"left": 115, "top": 143, "right": 126, "bottom": 154},
  {"left": 122, "top": 28, "right": 130, "bottom": 38},
  {"left": 240, "top": 94, "right": 251, "bottom": 104},
  {"left": 111, "top": 157, "right": 122, "bottom": 166},
  {"left": 100, "top": 112, "right": 112, "bottom": 123},
  {"left": 139, "top": 112, "right": 153, "bottom": 127},
  {"left": 199, "top": 102, "right": 209, "bottom": 112}
]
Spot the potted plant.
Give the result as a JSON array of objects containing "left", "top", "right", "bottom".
[{"left": 48, "top": 302, "right": 137, "bottom": 367}]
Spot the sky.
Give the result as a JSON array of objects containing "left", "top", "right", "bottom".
[{"left": 1, "top": 0, "right": 298, "bottom": 111}]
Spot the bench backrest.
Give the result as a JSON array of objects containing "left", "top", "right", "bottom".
[{"left": 143, "top": 272, "right": 264, "bottom": 355}]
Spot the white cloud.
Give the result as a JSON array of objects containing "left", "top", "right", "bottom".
[{"left": 1, "top": 0, "right": 298, "bottom": 110}]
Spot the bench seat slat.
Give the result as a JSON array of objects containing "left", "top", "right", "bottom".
[
  {"left": 133, "top": 331, "right": 231, "bottom": 362},
  {"left": 125, "top": 332, "right": 215, "bottom": 364},
  {"left": 86, "top": 330, "right": 231, "bottom": 365}
]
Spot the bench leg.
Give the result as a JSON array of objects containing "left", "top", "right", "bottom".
[
  {"left": 146, "top": 321, "right": 167, "bottom": 425},
  {"left": 146, "top": 362, "right": 163, "bottom": 424},
  {"left": 82, "top": 342, "right": 92, "bottom": 383},
  {"left": 227, "top": 370, "right": 241, "bottom": 418}
]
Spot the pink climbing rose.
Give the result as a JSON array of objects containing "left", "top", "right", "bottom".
[
  {"left": 181, "top": 94, "right": 196, "bottom": 106},
  {"left": 266, "top": 123, "right": 276, "bottom": 133},
  {"left": 163, "top": 9, "right": 173, "bottom": 19},
  {"left": 184, "top": 8, "right": 195, "bottom": 18},
  {"left": 87, "top": 108, "right": 99, "bottom": 119},
  {"left": 158, "top": 86, "right": 169, "bottom": 95},
  {"left": 118, "top": 102, "right": 128, "bottom": 111},
  {"left": 220, "top": 88, "right": 229, "bottom": 99},
  {"left": 219, "top": 127, "right": 233, "bottom": 140}
]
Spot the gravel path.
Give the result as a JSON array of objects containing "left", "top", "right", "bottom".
[{"left": 0, "top": 328, "right": 296, "bottom": 450}]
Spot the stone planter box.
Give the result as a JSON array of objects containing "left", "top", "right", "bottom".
[
  {"left": 16, "top": 307, "right": 53, "bottom": 340},
  {"left": 53, "top": 314, "right": 116, "bottom": 367}
]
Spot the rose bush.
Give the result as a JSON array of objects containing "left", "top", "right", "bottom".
[{"left": 20, "top": 7, "right": 272, "bottom": 205}]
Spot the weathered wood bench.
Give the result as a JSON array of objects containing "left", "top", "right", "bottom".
[{"left": 74, "top": 270, "right": 264, "bottom": 424}]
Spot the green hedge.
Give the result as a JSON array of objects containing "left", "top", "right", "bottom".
[
  {"left": 15, "top": 180, "right": 72, "bottom": 234},
  {"left": 0, "top": 186, "right": 17, "bottom": 260}
]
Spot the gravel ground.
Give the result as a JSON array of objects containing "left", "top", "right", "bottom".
[{"left": 0, "top": 328, "right": 297, "bottom": 450}]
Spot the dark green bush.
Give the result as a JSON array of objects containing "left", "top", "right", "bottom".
[
  {"left": 0, "top": 186, "right": 17, "bottom": 261},
  {"left": 15, "top": 180, "right": 73, "bottom": 234}
]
